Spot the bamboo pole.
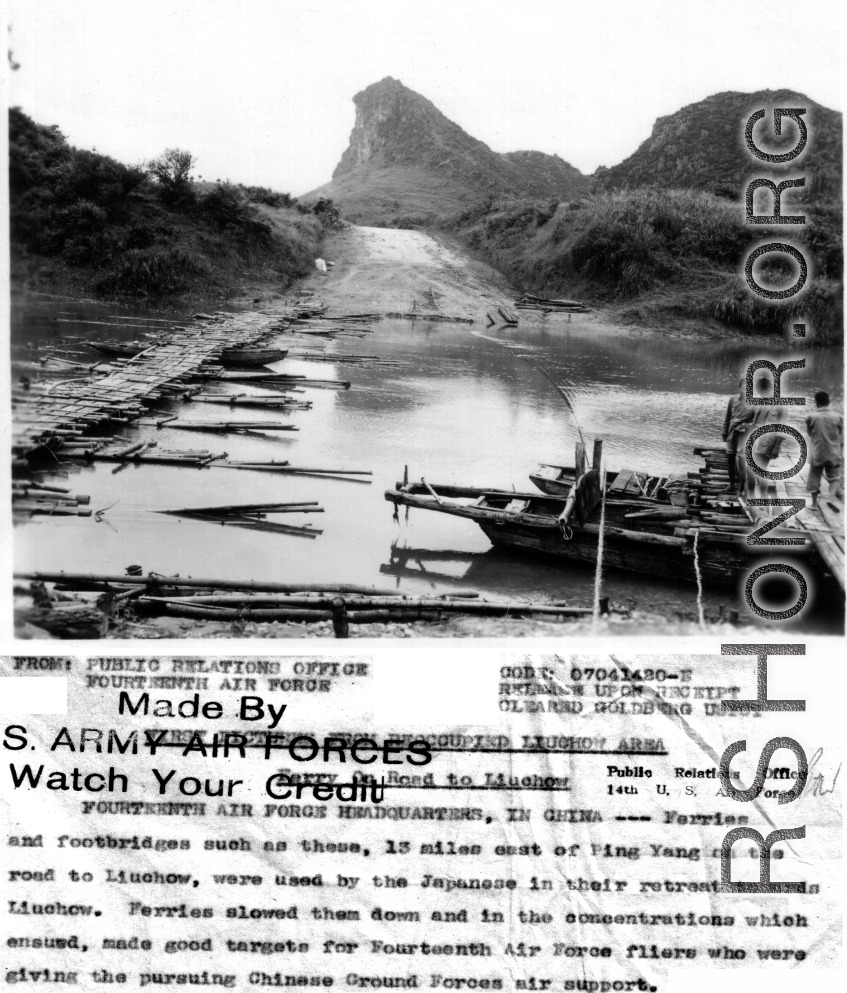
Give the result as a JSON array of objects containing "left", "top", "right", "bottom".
[
  {"left": 138, "top": 598, "right": 592, "bottom": 621},
  {"left": 141, "top": 594, "right": 593, "bottom": 615},
  {"left": 159, "top": 421, "right": 299, "bottom": 432},
  {"left": 14, "top": 571, "right": 402, "bottom": 596},
  {"left": 159, "top": 501, "right": 321, "bottom": 516},
  {"left": 219, "top": 464, "right": 371, "bottom": 475},
  {"left": 398, "top": 481, "right": 544, "bottom": 500}
]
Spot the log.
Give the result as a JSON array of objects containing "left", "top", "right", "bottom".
[
  {"left": 397, "top": 482, "right": 542, "bottom": 500},
  {"left": 625, "top": 508, "right": 688, "bottom": 520},
  {"left": 141, "top": 593, "right": 592, "bottom": 615},
  {"left": 13, "top": 503, "right": 93, "bottom": 517},
  {"left": 15, "top": 571, "right": 401, "bottom": 596},
  {"left": 346, "top": 609, "right": 444, "bottom": 623},
  {"left": 387, "top": 489, "right": 557, "bottom": 527},
  {"left": 189, "top": 395, "right": 308, "bottom": 407},
  {"left": 581, "top": 523, "right": 685, "bottom": 547},
  {"left": 218, "top": 373, "right": 351, "bottom": 388},
  {"left": 140, "top": 598, "right": 592, "bottom": 621},
  {"left": 162, "top": 421, "right": 299, "bottom": 432},
  {"left": 519, "top": 293, "right": 584, "bottom": 307},
  {"left": 384, "top": 312, "right": 474, "bottom": 325},
  {"left": 218, "top": 464, "right": 371, "bottom": 476},
  {"left": 13, "top": 494, "right": 88, "bottom": 509},
  {"left": 62, "top": 452, "right": 219, "bottom": 467},
  {"left": 11, "top": 482, "right": 72, "bottom": 495},
  {"left": 180, "top": 517, "right": 321, "bottom": 537},
  {"left": 160, "top": 501, "right": 321, "bottom": 516},
  {"left": 212, "top": 468, "right": 372, "bottom": 484}
]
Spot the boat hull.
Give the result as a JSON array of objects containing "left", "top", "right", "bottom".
[
  {"left": 220, "top": 349, "right": 288, "bottom": 367},
  {"left": 90, "top": 342, "right": 141, "bottom": 358},
  {"left": 384, "top": 486, "right": 758, "bottom": 588},
  {"left": 479, "top": 520, "right": 741, "bottom": 586}
]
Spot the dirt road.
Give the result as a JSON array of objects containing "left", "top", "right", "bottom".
[{"left": 293, "top": 224, "right": 516, "bottom": 318}]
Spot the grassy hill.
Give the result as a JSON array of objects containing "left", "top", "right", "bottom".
[
  {"left": 302, "top": 80, "right": 842, "bottom": 344},
  {"left": 9, "top": 107, "right": 327, "bottom": 302},
  {"left": 445, "top": 90, "right": 842, "bottom": 345},
  {"left": 593, "top": 89, "right": 842, "bottom": 196},
  {"left": 449, "top": 186, "right": 842, "bottom": 344},
  {"left": 306, "top": 166, "right": 494, "bottom": 227}
]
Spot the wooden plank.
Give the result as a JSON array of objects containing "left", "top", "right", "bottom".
[{"left": 609, "top": 469, "right": 635, "bottom": 493}]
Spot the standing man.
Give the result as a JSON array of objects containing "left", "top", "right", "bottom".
[
  {"left": 722, "top": 377, "right": 754, "bottom": 493},
  {"left": 805, "top": 391, "right": 843, "bottom": 505}
]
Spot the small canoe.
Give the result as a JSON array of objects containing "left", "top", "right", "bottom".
[
  {"left": 88, "top": 341, "right": 142, "bottom": 358},
  {"left": 219, "top": 348, "right": 288, "bottom": 367}
]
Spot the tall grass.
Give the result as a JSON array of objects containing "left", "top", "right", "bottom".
[
  {"left": 94, "top": 247, "right": 209, "bottom": 296},
  {"left": 449, "top": 187, "right": 842, "bottom": 343}
]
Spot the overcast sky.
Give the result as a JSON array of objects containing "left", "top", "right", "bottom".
[{"left": 6, "top": 0, "right": 844, "bottom": 196}]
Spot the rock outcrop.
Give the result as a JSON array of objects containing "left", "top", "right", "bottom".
[{"left": 307, "top": 77, "right": 588, "bottom": 223}]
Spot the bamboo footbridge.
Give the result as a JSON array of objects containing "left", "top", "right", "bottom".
[
  {"left": 696, "top": 447, "right": 844, "bottom": 598},
  {"left": 11, "top": 311, "right": 298, "bottom": 462}
]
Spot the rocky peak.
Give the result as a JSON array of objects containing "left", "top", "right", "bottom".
[
  {"left": 334, "top": 77, "right": 492, "bottom": 178},
  {"left": 312, "top": 78, "right": 589, "bottom": 223}
]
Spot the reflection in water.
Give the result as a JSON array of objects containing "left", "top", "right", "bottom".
[
  {"left": 381, "top": 542, "right": 735, "bottom": 620},
  {"left": 12, "top": 295, "right": 843, "bottom": 624}
]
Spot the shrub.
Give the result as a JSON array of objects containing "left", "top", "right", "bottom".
[
  {"left": 57, "top": 199, "right": 107, "bottom": 233},
  {"left": 199, "top": 182, "right": 250, "bottom": 228},
  {"left": 123, "top": 222, "right": 174, "bottom": 250},
  {"left": 62, "top": 231, "right": 117, "bottom": 266},
  {"left": 240, "top": 184, "right": 295, "bottom": 208},
  {"left": 57, "top": 149, "right": 147, "bottom": 213},
  {"left": 8, "top": 107, "right": 70, "bottom": 199},
  {"left": 43, "top": 199, "right": 108, "bottom": 252},
  {"left": 312, "top": 197, "right": 340, "bottom": 225},
  {"left": 237, "top": 218, "right": 275, "bottom": 252},
  {"left": 148, "top": 148, "right": 197, "bottom": 206}
]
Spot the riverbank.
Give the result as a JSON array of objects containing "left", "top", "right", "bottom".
[
  {"left": 13, "top": 586, "right": 755, "bottom": 640},
  {"left": 435, "top": 188, "right": 843, "bottom": 346},
  {"left": 9, "top": 107, "right": 326, "bottom": 304}
]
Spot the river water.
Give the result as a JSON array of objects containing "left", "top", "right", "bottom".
[{"left": 12, "top": 294, "right": 843, "bottom": 625}]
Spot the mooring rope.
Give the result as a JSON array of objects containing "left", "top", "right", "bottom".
[
  {"left": 592, "top": 466, "right": 607, "bottom": 628},
  {"left": 692, "top": 529, "right": 706, "bottom": 629}
]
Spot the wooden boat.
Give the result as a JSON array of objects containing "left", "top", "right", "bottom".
[
  {"left": 88, "top": 343, "right": 288, "bottom": 367},
  {"left": 89, "top": 341, "right": 142, "bottom": 358},
  {"left": 384, "top": 442, "right": 781, "bottom": 588},
  {"left": 219, "top": 348, "right": 288, "bottom": 367}
]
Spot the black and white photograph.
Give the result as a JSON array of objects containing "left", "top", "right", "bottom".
[
  {"left": 5, "top": 0, "right": 844, "bottom": 639},
  {"left": 1, "top": 5, "right": 845, "bottom": 993}
]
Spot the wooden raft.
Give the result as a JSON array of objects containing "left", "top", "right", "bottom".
[{"left": 11, "top": 311, "right": 295, "bottom": 460}]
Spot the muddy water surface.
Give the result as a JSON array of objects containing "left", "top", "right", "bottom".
[{"left": 12, "top": 294, "right": 843, "bottom": 624}]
